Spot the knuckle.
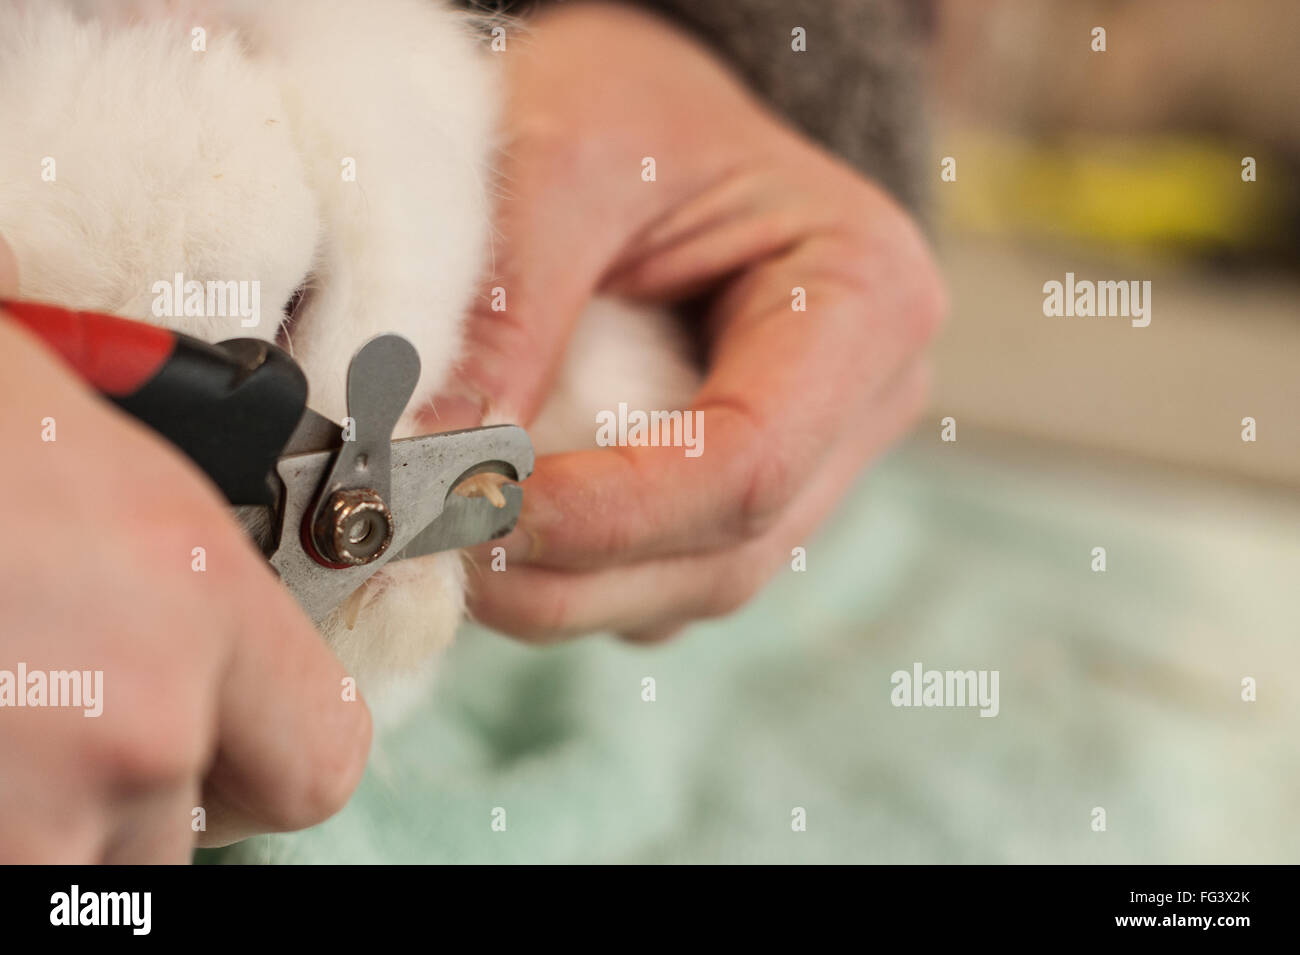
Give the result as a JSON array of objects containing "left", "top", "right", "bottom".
[
  {"left": 509, "top": 578, "right": 577, "bottom": 640},
  {"left": 840, "top": 192, "right": 948, "bottom": 349},
  {"left": 84, "top": 654, "right": 213, "bottom": 791},
  {"left": 312, "top": 705, "right": 372, "bottom": 820},
  {"left": 540, "top": 587, "right": 577, "bottom": 639},
  {"left": 886, "top": 228, "right": 948, "bottom": 349},
  {"left": 729, "top": 415, "right": 797, "bottom": 541},
  {"left": 904, "top": 257, "right": 949, "bottom": 348},
  {"left": 130, "top": 490, "right": 248, "bottom": 589},
  {"left": 592, "top": 471, "right": 641, "bottom": 558},
  {"left": 533, "top": 591, "right": 575, "bottom": 640},
  {"left": 738, "top": 455, "right": 793, "bottom": 539},
  {"left": 88, "top": 715, "right": 207, "bottom": 793},
  {"left": 703, "top": 560, "right": 766, "bottom": 618},
  {"left": 268, "top": 706, "right": 372, "bottom": 831}
]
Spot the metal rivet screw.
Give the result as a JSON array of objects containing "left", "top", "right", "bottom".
[{"left": 313, "top": 488, "right": 394, "bottom": 565}]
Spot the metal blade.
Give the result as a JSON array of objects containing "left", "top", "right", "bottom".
[
  {"left": 283, "top": 407, "right": 342, "bottom": 456},
  {"left": 267, "top": 424, "right": 533, "bottom": 622},
  {"left": 390, "top": 480, "right": 524, "bottom": 561}
]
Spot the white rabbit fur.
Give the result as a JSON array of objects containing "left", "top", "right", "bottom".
[{"left": 0, "top": 0, "right": 698, "bottom": 711}]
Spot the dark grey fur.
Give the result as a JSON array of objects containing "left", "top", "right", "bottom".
[{"left": 462, "top": 0, "right": 932, "bottom": 213}]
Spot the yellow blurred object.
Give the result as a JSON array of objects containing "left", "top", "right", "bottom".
[{"left": 940, "top": 130, "right": 1290, "bottom": 252}]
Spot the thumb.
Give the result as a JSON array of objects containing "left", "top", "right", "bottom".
[
  {"left": 423, "top": 117, "right": 642, "bottom": 430},
  {"left": 430, "top": 213, "right": 599, "bottom": 431}
]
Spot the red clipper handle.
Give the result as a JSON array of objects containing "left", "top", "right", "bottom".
[
  {"left": 1, "top": 300, "right": 308, "bottom": 507},
  {"left": 1, "top": 300, "right": 176, "bottom": 397}
]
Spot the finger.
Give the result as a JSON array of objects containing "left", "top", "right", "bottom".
[
  {"left": 0, "top": 758, "right": 102, "bottom": 863},
  {"left": 468, "top": 358, "right": 930, "bottom": 641},
  {"left": 601, "top": 163, "right": 826, "bottom": 303},
  {"left": 475, "top": 226, "right": 943, "bottom": 573},
  {"left": 0, "top": 817, "right": 99, "bottom": 864},
  {"left": 437, "top": 4, "right": 754, "bottom": 426},
  {"left": 200, "top": 555, "right": 373, "bottom": 845},
  {"left": 433, "top": 140, "right": 610, "bottom": 429},
  {"left": 102, "top": 785, "right": 200, "bottom": 864}
]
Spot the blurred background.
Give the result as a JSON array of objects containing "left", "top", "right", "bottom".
[
  {"left": 929, "top": 0, "right": 1299, "bottom": 482},
  {"left": 213, "top": 0, "right": 1298, "bottom": 864}
]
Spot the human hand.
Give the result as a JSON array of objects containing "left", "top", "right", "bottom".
[
  {"left": 437, "top": 3, "right": 946, "bottom": 641},
  {"left": 0, "top": 240, "right": 371, "bottom": 860}
]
